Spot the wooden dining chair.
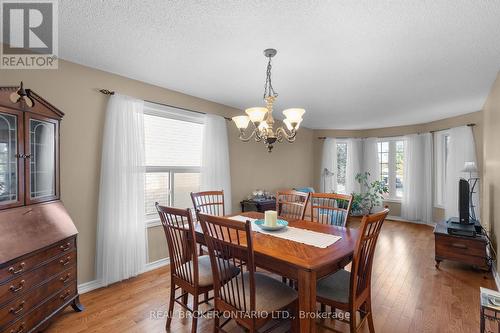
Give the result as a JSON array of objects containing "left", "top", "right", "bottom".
[
  {"left": 198, "top": 213, "right": 299, "bottom": 333},
  {"left": 276, "top": 190, "right": 310, "bottom": 220},
  {"left": 310, "top": 193, "right": 353, "bottom": 227},
  {"left": 316, "top": 208, "right": 389, "bottom": 333},
  {"left": 155, "top": 203, "right": 239, "bottom": 333},
  {"left": 191, "top": 190, "right": 225, "bottom": 216}
]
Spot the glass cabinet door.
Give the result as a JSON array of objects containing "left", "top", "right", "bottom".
[
  {"left": 27, "top": 117, "right": 58, "bottom": 202},
  {"left": 0, "top": 110, "right": 22, "bottom": 208}
]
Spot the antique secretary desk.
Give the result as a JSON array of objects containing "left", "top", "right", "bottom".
[{"left": 0, "top": 84, "right": 81, "bottom": 333}]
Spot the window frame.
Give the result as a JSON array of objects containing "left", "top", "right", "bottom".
[
  {"left": 143, "top": 102, "right": 204, "bottom": 227},
  {"left": 377, "top": 137, "right": 405, "bottom": 201},
  {"left": 335, "top": 140, "right": 348, "bottom": 194}
]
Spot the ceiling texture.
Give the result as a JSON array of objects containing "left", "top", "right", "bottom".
[{"left": 59, "top": 1, "right": 500, "bottom": 129}]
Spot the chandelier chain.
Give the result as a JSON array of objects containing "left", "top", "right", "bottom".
[{"left": 263, "top": 57, "right": 278, "bottom": 99}]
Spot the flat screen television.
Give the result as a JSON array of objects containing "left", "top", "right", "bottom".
[{"left": 458, "top": 178, "right": 471, "bottom": 224}]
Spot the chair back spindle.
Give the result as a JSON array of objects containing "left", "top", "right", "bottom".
[
  {"left": 191, "top": 190, "right": 225, "bottom": 216},
  {"left": 310, "top": 193, "right": 353, "bottom": 226},
  {"left": 350, "top": 209, "right": 389, "bottom": 301},
  {"left": 156, "top": 203, "right": 198, "bottom": 286},
  {"left": 198, "top": 213, "right": 256, "bottom": 313},
  {"left": 276, "top": 190, "right": 309, "bottom": 220}
]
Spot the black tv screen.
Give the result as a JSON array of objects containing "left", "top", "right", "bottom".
[{"left": 459, "top": 178, "right": 470, "bottom": 224}]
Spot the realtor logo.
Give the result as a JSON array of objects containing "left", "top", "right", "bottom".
[{"left": 1, "top": 0, "right": 58, "bottom": 69}]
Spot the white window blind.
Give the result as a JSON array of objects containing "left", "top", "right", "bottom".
[{"left": 145, "top": 114, "right": 202, "bottom": 167}]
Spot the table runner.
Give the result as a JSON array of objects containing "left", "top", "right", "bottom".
[{"left": 229, "top": 215, "right": 341, "bottom": 249}]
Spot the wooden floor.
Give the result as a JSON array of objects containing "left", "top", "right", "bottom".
[{"left": 45, "top": 220, "right": 495, "bottom": 333}]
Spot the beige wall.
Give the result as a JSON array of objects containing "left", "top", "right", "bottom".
[
  {"left": 483, "top": 72, "right": 500, "bottom": 270},
  {"left": 313, "top": 111, "right": 483, "bottom": 222},
  {"left": 0, "top": 60, "right": 315, "bottom": 284}
]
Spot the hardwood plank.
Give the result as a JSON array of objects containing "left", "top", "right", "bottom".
[{"left": 45, "top": 220, "right": 495, "bottom": 333}]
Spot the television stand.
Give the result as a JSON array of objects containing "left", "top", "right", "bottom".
[{"left": 434, "top": 220, "right": 490, "bottom": 271}]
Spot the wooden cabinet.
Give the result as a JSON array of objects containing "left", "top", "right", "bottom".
[
  {"left": 0, "top": 86, "right": 81, "bottom": 332},
  {"left": 434, "top": 220, "right": 490, "bottom": 271}
]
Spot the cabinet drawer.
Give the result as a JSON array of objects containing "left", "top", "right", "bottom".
[
  {"left": 3, "top": 283, "right": 77, "bottom": 333},
  {"left": 0, "top": 237, "right": 75, "bottom": 284},
  {"left": 0, "top": 265, "right": 76, "bottom": 328},
  {"left": 0, "top": 250, "right": 76, "bottom": 306},
  {"left": 435, "top": 234, "right": 486, "bottom": 257}
]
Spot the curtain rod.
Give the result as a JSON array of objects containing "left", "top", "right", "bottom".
[
  {"left": 98, "top": 89, "right": 232, "bottom": 121},
  {"left": 317, "top": 123, "right": 476, "bottom": 140}
]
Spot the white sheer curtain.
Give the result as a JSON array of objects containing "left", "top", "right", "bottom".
[
  {"left": 362, "top": 138, "right": 380, "bottom": 186},
  {"left": 445, "top": 126, "right": 478, "bottom": 219},
  {"left": 200, "top": 114, "right": 232, "bottom": 213},
  {"left": 320, "top": 138, "right": 337, "bottom": 192},
  {"left": 345, "top": 138, "right": 363, "bottom": 194},
  {"left": 401, "top": 133, "right": 433, "bottom": 223},
  {"left": 96, "top": 94, "right": 146, "bottom": 287}
]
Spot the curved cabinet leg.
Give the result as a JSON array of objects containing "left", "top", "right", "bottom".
[
  {"left": 435, "top": 259, "right": 442, "bottom": 269},
  {"left": 71, "top": 295, "right": 84, "bottom": 312}
]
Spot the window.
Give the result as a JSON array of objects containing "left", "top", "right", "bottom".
[
  {"left": 434, "top": 131, "right": 450, "bottom": 207},
  {"left": 144, "top": 104, "right": 203, "bottom": 223},
  {"left": 336, "top": 142, "right": 347, "bottom": 193},
  {"left": 377, "top": 139, "right": 405, "bottom": 199}
]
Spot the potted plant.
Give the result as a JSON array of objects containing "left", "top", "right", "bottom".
[{"left": 350, "top": 172, "right": 388, "bottom": 215}]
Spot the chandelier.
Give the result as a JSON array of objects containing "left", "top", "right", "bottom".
[{"left": 232, "top": 48, "right": 305, "bottom": 152}]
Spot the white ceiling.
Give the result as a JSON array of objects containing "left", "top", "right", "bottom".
[{"left": 59, "top": 1, "right": 500, "bottom": 129}]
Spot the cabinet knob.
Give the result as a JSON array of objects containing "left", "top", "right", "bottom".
[
  {"left": 9, "top": 301, "right": 25, "bottom": 315},
  {"left": 60, "top": 290, "right": 71, "bottom": 301},
  {"left": 10, "top": 322, "right": 25, "bottom": 333},
  {"left": 60, "top": 273, "right": 71, "bottom": 284},
  {"left": 9, "top": 280, "right": 25, "bottom": 293},
  {"left": 59, "top": 256, "right": 72, "bottom": 266},
  {"left": 8, "top": 262, "right": 25, "bottom": 275},
  {"left": 59, "top": 242, "right": 71, "bottom": 252}
]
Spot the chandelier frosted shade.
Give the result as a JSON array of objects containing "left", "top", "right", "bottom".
[
  {"left": 232, "top": 115, "right": 251, "bottom": 129},
  {"left": 283, "top": 108, "right": 305, "bottom": 125},
  {"left": 245, "top": 107, "right": 268, "bottom": 123},
  {"left": 284, "top": 118, "right": 302, "bottom": 131}
]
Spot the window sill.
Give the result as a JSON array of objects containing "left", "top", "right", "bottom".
[
  {"left": 383, "top": 198, "right": 402, "bottom": 204},
  {"left": 145, "top": 218, "right": 162, "bottom": 228}
]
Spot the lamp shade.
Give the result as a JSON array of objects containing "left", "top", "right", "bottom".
[
  {"left": 232, "top": 115, "right": 250, "bottom": 129},
  {"left": 284, "top": 118, "right": 302, "bottom": 131},
  {"left": 283, "top": 108, "right": 305, "bottom": 124},
  {"left": 245, "top": 107, "right": 268, "bottom": 123},
  {"left": 462, "top": 161, "right": 478, "bottom": 173}
]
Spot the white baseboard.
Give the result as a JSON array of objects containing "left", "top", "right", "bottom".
[
  {"left": 143, "top": 257, "right": 170, "bottom": 273},
  {"left": 78, "top": 279, "right": 105, "bottom": 294},
  {"left": 387, "top": 215, "right": 435, "bottom": 226},
  {"left": 77, "top": 257, "right": 170, "bottom": 294}
]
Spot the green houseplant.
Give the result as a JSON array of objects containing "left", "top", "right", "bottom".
[{"left": 350, "top": 172, "right": 388, "bottom": 215}]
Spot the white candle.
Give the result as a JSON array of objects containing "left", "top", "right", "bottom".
[{"left": 265, "top": 210, "right": 278, "bottom": 227}]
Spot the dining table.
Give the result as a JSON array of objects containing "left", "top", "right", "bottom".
[{"left": 194, "top": 211, "right": 358, "bottom": 333}]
